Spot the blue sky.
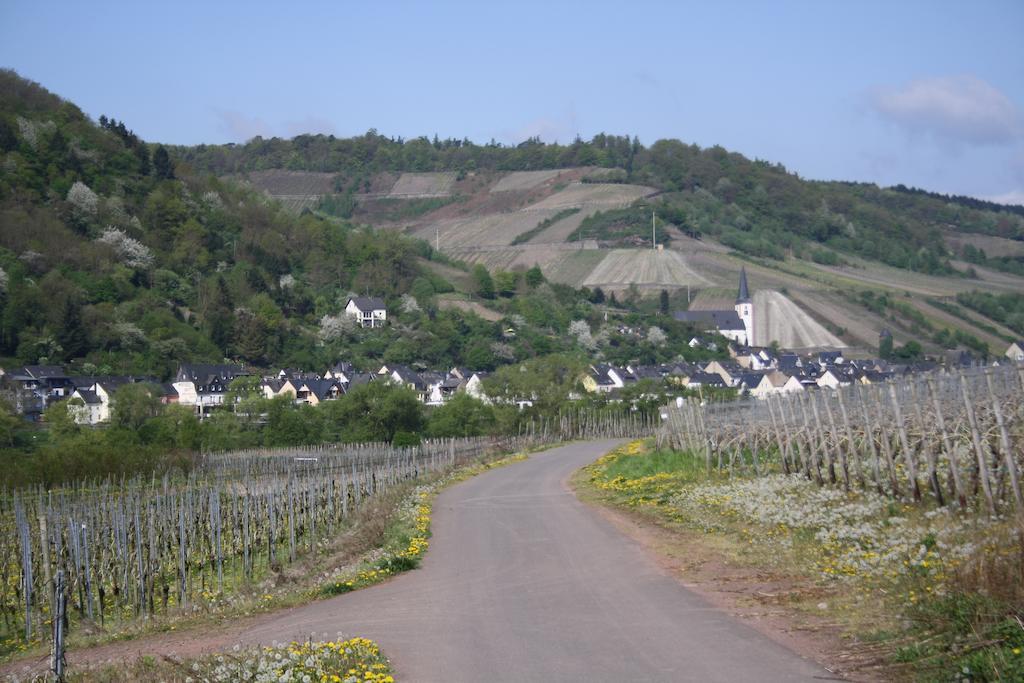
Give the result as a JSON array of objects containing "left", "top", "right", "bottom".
[{"left": 2, "top": 1, "right": 1023, "bottom": 203}]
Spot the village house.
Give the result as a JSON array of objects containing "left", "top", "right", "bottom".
[
  {"left": 294, "top": 378, "right": 343, "bottom": 406},
  {"left": 345, "top": 297, "right": 388, "bottom": 328},
  {"left": 67, "top": 376, "right": 162, "bottom": 425},
  {"left": 1006, "top": 340, "right": 1024, "bottom": 362},
  {"left": 0, "top": 365, "right": 73, "bottom": 418},
  {"left": 378, "top": 364, "right": 426, "bottom": 399},
  {"left": 173, "top": 363, "right": 248, "bottom": 416}
]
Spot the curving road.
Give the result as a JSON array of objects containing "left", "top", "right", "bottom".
[{"left": 234, "top": 440, "right": 827, "bottom": 682}]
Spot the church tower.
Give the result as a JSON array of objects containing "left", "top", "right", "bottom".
[{"left": 735, "top": 267, "right": 754, "bottom": 346}]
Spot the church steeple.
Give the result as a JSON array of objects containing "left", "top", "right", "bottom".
[{"left": 736, "top": 267, "right": 751, "bottom": 304}]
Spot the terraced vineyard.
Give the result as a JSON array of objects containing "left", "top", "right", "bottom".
[
  {"left": 413, "top": 209, "right": 564, "bottom": 248},
  {"left": 447, "top": 243, "right": 596, "bottom": 273},
  {"left": 388, "top": 172, "right": 456, "bottom": 198},
  {"left": 489, "top": 169, "right": 564, "bottom": 193},
  {"left": 582, "top": 249, "right": 710, "bottom": 289},
  {"left": 525, "top": 205, "right": 602, "bottom": 244},
  {"left": 526, "top": 183, "right": 656, "bottom": 210},
  {"left": 753, "top": 290, "right": 846, "bottom": 349},
  {"left": 543, "top": 250, "right": 610, "bottom": 285},
  {"left": 240, "top": 170, "right": 336, "bottom": 213}
]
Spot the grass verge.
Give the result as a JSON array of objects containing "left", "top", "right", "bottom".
[
  {"left": 575, "top": 439, "right": 1024, "bottom": 681},
  {"left": 64, "top": 637, "right": 393, "bottom": 682}
]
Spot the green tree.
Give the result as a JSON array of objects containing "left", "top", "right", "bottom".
[
  {"left": 153, "top": 144, "right": 174, "bottom": 180},
  {"left": 43, "top": 399, "right": 80, "bottom": 440},
  {"left": 0, "top": 398, "right": 20, "bottom": 447},
  {"left": 879, "top": 331, "right": 894, "bottom": 359},
  {"left": 525, "top": 265, "right": 544, "bottom": 289},
  {"left": 484, "top": 353, "right": 587, "bottom": 413},
  {"left": 472, "top": 264, "right": 495, "bottom": 299},
  {"left": 427, "top": 393, "right": 496, "bottom": 438},
  {"left": 110, "top": 383, "right": 162, "bottom": 432},
  {"left": 322, "top": 382, "right": 424, "bottom": 443}
]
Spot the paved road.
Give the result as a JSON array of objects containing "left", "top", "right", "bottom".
[{"left": 238, "top": 440, "right": 827, "bottom": 682}]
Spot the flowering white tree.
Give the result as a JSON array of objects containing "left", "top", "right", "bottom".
[
  {"left": 96, "top": 227, "right": 154, "bottom": 269},
  {"left": 400, "top": 293, "right": 421, "bottom": 314},
  {"left": 67, "top": 181, "right": 99, "bottom": 217},
  {"left": 0, "top": 266, "right": 7, "bottom": 294},
  {"left": 278, "top": 274, "right": 296, "bottom": 290},
  {"left": 569, "top": 319, "right": 596, "bottom": 350},
  {"left": 647, "top": 326, "right": 667, "bottom": 347},
  {"left": 319, "top": 313, "right": 357, "bottom": 342}
]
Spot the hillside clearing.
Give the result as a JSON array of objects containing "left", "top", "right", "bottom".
[
  {"left": 435, "top": 296, "right": 504, "bottom": 321},
  {"left": 943, "top": 231, "right": 1024, "bottom": 258}
]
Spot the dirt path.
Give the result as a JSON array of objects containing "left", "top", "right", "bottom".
[{"left": 6, "top": 441, "right": 831, "bottom": 682}]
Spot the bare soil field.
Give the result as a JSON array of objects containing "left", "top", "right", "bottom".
[
  {"left": 943, "top": 231, "right": 1024, "bottom": 258},
  {"left": 754, "top": 290, "right": 846, "bottom": 349},
  {"left": 388, "top": 172, "right": 457, "bottom": 198},
  {"left": 582, "top": 249, "right": 711, "bottom": 289},
  {"left": 526, "top": 183, "right": 657, "bottom": 210},
  {"left": 489, "top": 169, "right": 565, "bottom": 193}
]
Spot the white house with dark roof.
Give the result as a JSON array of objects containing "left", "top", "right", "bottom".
[
  {"left": 1006, "top": 341, "right": 1024, "bottom": 362},
  {"left": 173, "top": 363, "right": 248, "bottom": 416},
  {"left": 345, "top": 297, "right": 387, "bottom": 328}
]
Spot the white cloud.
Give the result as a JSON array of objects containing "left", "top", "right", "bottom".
[{"left": 869, "top": 75, "right": 1022, "bottom": 146}]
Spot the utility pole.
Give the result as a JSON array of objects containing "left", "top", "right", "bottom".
[{"left": 652, "top": 211, "right": 656, "bottom": 250}]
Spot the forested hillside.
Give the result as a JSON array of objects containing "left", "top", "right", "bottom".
[
  {"left": 177, "top": 130, "right": 1024, "bottom": 276},
  {"left": 0, "top": 71, "right": 716, "bottom": 377}
]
